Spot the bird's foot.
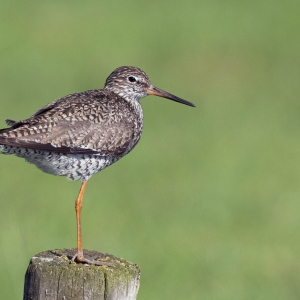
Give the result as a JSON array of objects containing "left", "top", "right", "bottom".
[{"left": 71, "top": 252, "right": 113, "bottom": 267}]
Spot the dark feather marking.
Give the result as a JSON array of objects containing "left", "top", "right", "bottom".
[
  {"left": 0, "top": 136, "right": 100, "bottom": 154},
  {"left": 5, "top": 119, "right": 16, "bottom": 126},
  {"left": 32, "top": 101, "right": 58, "bottom": 117}
]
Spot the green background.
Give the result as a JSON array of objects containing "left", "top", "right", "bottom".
[{"left": 1, "top": 1, "right": 300, "bottom": 299}]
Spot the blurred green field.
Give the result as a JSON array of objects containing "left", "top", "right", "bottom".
[{"left": 1, "top": 0, "right": 300, "bottom": 299}]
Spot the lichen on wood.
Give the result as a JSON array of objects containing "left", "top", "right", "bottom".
[{"left": 23, "top": 249, "right": 140, "bottom": 300}]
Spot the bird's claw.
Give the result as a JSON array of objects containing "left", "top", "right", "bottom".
[{"left": 71, "top": 253, "right": 113, "bottom": 267}]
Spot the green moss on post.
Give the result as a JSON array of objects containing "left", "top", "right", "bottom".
[{"left": 23, "top": 249, "right": 140, "bottom": 300}]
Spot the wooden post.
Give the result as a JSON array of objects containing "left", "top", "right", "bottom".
[{"left": 23, "top": 249, "right": 140, "bottom": 300}]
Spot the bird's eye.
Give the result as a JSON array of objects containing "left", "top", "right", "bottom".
[{"left": 128, "top": 76, "right": 137, "bottom": 83}]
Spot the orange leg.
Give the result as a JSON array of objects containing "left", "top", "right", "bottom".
[{"left": 71, "top": 181, "right": 112, "bottom": 266}]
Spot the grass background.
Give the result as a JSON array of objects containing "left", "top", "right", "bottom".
[{"left": 0, "top": 0, "right": 300, "bottom": 299}]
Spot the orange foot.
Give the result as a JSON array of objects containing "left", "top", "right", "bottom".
[{"left": 71, "top": 252, "right": 113, "bottom": 266}]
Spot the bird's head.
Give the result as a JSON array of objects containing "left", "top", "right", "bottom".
[{"left": 104, "top": 66, "right": 195, "bottom": 107}]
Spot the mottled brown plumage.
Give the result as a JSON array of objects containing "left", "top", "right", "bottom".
[
  {"left": 0, "top": 89, "right": 140, "bottom": 155},
  {"left": 0, "top": 66, "right": 195, "bottom": 265}
]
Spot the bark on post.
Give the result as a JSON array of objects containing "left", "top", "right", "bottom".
[{"left": 23, "top": 249, "right": 140, "bottom": 300}]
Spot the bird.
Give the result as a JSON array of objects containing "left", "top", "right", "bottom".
[{"left": 0, "top": 66, "right": 195, "bottom": 266}]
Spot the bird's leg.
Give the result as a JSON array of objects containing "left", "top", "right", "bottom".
[
  {"left": 71, "top": 181, "right": 113, "bottom": 266},
  {"left": 73, "top": 181, "right": 86, "bottom": 261}
]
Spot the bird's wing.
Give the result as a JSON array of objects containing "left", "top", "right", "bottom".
[{"left": 0, "top": 91, "right": 136, "bottom": 156}]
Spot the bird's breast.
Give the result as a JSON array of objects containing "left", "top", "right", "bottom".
[{"left": 124, "top": 100, "right": 144, "bottom": 155}]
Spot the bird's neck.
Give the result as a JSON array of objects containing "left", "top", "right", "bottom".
[{"left": 121, "top": 93, "right": 144, "bottom": 149}]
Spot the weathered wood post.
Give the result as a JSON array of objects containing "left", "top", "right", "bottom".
[{"left": 23, "top": 249, "right": 140, "bottom": 300}]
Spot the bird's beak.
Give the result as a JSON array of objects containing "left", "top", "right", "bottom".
[{"left": 147, "top": 86, "right": 196, "bottom": 107}]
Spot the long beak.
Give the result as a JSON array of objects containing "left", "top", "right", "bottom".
[{"left": 147, "top": 86, "right": 196, "bottom": 107}]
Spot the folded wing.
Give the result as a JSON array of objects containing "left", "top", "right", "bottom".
[{"left": 0, "top": 91, "right": 135, "bottom": 156}]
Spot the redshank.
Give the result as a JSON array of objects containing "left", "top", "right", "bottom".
[{"left": 0, "top": 66, "right": 195, "bottom": 265}]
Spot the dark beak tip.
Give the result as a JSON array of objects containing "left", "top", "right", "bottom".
[{"left": 148, "top": 87, "right": 196, "bottom": 108}]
